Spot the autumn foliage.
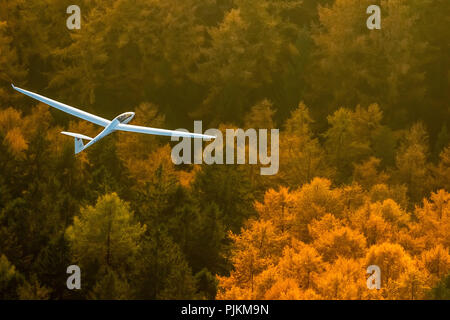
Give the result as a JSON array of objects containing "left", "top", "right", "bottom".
[
  {"left": 217, "top": 181, "right": 450, "bottom": 300},
  {"left": 1, "top": 0, "right": 449, "bottom": 300}
]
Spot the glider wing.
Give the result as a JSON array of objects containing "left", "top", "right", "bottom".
[
  {"left": 116, "top": 124, "right": 215, "bottom": 140},
  {"left": 12, "top": 84, "right": 110, "bottom": 127}
]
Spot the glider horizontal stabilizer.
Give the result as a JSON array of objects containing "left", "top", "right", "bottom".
[
  {"left": 61, "top": 131, "right": 93, "bottom": 154},
  {"left": 61, "top": 131, "right": 93, "bottom": 141}
]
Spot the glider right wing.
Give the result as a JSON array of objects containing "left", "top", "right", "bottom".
[{"left": 11, "top": 84, "right": 110, "bottom": 127}]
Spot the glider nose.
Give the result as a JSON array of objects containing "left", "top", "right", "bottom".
[
  {"left": 127, "top": 112, "right": 135, "bottom": 123},
  {"left": 115, "top": 112, "right": 135, "bottom": 124}
]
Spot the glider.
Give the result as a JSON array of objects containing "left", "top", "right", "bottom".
[{"left": 11, "top": 84, "right": 215, "bottom": 154}]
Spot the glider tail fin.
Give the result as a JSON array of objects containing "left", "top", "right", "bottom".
[
  {"left": 61, "top": 131, "right": 93, "bottom": 154},
  {"left": 74, "top": 137, "right": 85, "bottom": 154}
]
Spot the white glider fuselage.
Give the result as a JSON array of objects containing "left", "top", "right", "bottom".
[{"left": 82, "top": 112, "right": 135, "bottom": 152}]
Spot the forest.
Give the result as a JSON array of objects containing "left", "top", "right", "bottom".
[{"left": 0, "top": 0, "right": 449, "bottom": 300}]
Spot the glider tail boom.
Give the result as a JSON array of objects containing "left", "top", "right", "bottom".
[{"left": 61, "top": 132, "right": 93, "bottom": 154}]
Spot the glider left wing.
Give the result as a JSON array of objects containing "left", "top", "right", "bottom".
[
  {"left": 11, "top": 84, "right": 110, "bottom": 127},
  {"left": 116, "top": 124, "right": 215, "bottom": 140}
]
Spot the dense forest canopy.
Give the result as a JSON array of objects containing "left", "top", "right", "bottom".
[{"left": 0, "top": 0, "right": 449, "bottom": 299}]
